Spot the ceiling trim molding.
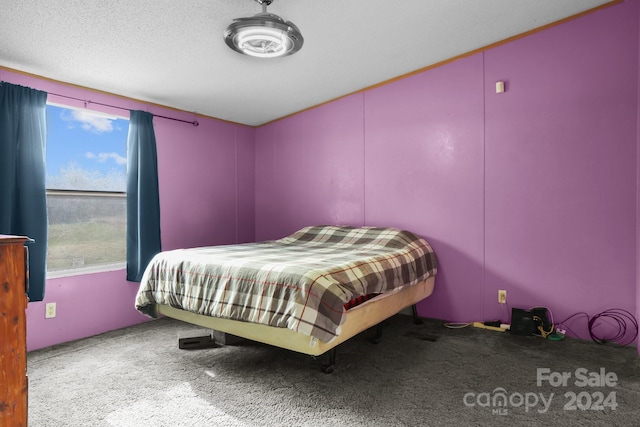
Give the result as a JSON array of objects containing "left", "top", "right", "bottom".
[
  {"left": 0, "top": 0, "right": 622, "bottom": 130},
  {"left": 0, "top": 65, "right": 253, "bottom": 129},
  {"left": 257, "top": 0, "right": 622, "bottom": 128}
]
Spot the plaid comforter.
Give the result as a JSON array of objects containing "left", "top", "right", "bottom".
[{"left": 135, "top": 225, "right": 437, "bottom": 342}]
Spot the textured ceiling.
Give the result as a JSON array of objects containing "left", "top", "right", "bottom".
[{"left": 0, "top": 0, "right": 613, "bottom": 126}]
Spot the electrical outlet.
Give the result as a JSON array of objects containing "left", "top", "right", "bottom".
[
  {"left": 498, "top": 290, "right": 507, "bottom": 304},
  {"left": 45, "top": 302, "right": 57, "bottom": 319}
]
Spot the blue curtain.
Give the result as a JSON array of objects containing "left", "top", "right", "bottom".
[
  {"left": 0, "top": 82, "right": 48, "bottom": 302},
  {"left": 126, "top": 110, "right": 161, "bottom": 281}
]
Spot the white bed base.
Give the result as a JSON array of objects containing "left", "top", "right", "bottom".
[{"left": 156, "top": 276, "right": 435, "bottom": 357}]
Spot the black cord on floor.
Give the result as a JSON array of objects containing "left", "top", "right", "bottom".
[{"left": 557, "top": 309, "right": 638, "bottom": 346}]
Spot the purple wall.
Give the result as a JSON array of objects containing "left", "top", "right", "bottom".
[
  {"left": 255, "top": 95, "right": 366, "bottom": 240},
  {"left": 255, "top": 1, "right": 640, "bottom": 344},
  {"left": 0, "top": 68, "right": 255, "bottom": 351},
  {"left": 637, "top": 0, "right": 640, "bottom": 356},
  {"left": 483, "top": 1, "right": 638, "bottom": 338},
  {"left": 363, "top": 56, "right": 485, "bottom": 323},
  {"left": 3, "top": 1, "right": 638, "bottom": 352}
]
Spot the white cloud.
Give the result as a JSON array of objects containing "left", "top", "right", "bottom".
[
  {"left": 86, "top": 151, "right": 127, "bottom": 166},
  {"left": 67, "top": 110, "right": 115, "bottom": 133}
]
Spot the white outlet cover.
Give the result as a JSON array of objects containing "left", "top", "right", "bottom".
[{"left": 45, "top": 303, "right": 56, "bottom": 318}]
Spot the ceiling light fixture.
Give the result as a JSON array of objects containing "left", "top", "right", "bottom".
[{"left": 224, "top": 0, "right": 303, "bottom": 58}]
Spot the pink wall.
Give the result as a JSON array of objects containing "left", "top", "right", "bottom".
[
  {"left": 255, "top": 1, "right": 640, "bottom": 343},
  {"left": 483, "top": 0, "right": 638, "bottom": 338},
  {"left": 0, "top": 68, "right": 255, "bottom": 351},
  {"left": 3, "top": 1, "right": 638, "bottom": 351},
  {"left": 255, "top": 95, "right": 366, "bottom": 240},
  {"left": 637, "top": 0, "right": 640, "bottom": 355},
  {"left": 363, "top": 55, "right": 485, "bottom": 323}
]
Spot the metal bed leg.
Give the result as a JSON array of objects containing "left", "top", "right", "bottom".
[
  {"left": 321, "top": 348, "right": 337, "bottom": 374},
  {"left": 412, "top": 304, "right": 424, "bottom": 325},
  {"left": 370, "top": 323, "right": 383, "bottom": 344}
]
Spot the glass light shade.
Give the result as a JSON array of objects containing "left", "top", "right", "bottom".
[{"left": 224, "top": 13, "right": 303, "bottom": 58}]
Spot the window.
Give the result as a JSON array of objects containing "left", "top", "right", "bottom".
[{"left": 46, "top": 104, "right": 129, "bottom": 276}]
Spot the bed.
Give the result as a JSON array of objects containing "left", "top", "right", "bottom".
[{"left": 135, "top": 225, "right": 438, "bottom": 371}]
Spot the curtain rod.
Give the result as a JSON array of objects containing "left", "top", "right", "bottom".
[{"left": 48, "top": 92, "right": 199, "bottom": 127}]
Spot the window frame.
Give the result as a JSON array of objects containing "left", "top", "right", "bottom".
[{"left": 45, "top": 102, "right": 129, "bottom": 278}]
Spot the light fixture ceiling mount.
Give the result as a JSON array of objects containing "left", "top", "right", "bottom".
[{"left": 224, "top": 0, "right": 304, "bottom": 58}]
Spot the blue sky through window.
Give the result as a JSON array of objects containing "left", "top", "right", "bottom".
[{"left": 46, "top": 104, "right": 129, "bottom": 192}]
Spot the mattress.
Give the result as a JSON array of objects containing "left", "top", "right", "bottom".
[{"left": 135, "top": 225, "right": 438, "bottom": 342}]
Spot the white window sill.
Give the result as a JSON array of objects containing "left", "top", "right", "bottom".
[{"left": 46, "top": 263, "right": 125, "bottom": 279}]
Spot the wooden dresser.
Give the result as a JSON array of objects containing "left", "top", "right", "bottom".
[{"left": 0, "top": 235, "right": 30, "bottom": 427}]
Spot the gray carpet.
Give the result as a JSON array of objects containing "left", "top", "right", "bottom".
[{"left": 27, "top": 315, "right": 640, "bottom": 426}]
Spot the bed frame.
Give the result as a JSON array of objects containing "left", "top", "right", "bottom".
[{"left": 156, "top": 276, "right": 435, "bottom": 372}]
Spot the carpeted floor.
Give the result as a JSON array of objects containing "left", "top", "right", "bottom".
[{"left": 27, "top": 315, "right": 640, "bottom": 426}]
